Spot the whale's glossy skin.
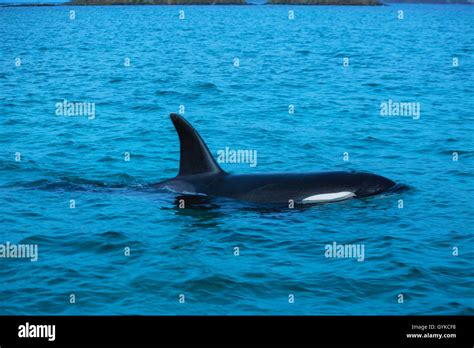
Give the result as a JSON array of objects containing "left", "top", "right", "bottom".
[
  {"left": 154, "top": 114, "right": 396, "bottom": 204},
  {"left": 157, "top": 171, "right": 395, "bottom": 204}
]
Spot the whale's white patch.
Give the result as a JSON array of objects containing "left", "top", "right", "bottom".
[
  {"left": 301, "top": 191, "right": 355, "bottom": 204},
  {"left": 160, "top": 186, "right": 207, "bottom": 196},
  {"left": 181, "top": 191, "right": 207, "bottom": 196}
]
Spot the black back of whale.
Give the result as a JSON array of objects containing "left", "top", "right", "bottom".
[{"left": 155, "top": 113, "right": 396, "bottom": 204}]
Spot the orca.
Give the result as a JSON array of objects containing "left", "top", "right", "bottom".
[{"left": 154, "top": 113, "right": 397, "bottom": 205}]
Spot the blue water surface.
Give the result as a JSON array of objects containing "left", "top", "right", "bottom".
[{"left": 0, "top": 4, "right": 473, "bottom": 315}]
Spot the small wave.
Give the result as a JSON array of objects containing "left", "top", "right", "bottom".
[
  {"left": 98, "top": 156, "right": 115, "bottom": 162},
  {"left": 362, "top": 82, "right": 381, "bottom": 87},
  {"left": 12, "top": 174, "right": 138, "bottom": 192},
  {"left": 296, "top": 50, "right": 311, "bottom": 56},
  {"left": 2, "top": 119, "right": 20, "bottom": 127},
  {"left": 194, "top": 82, "right": 221, "bottom": 92},
  {"left": 18, "top": 234, "right": 55, "bottom": 246},
  {"left": 130, "top": 104, "right": 164, "bottom": 112},
  {"left": 302, "top": 143, "right": 317, "bottom": 150},
  {"left": 100, "top": 231, "right": 126, "bottom": 239},
  {"left": 0, "top": 160, "right": 23, "bottom": 172},
  {"left": 387, "top": 183, "right": 410, "bottom": 194},
  {"left": 109, "top": 77, "right": 123, "bottom": 84},
  {"left": 361, "top": 136, "right": 392, "bottom": 144},
  {"left": 439, "top": 149, "right": 473, "bottom": 158},
  {"left": 184, "top": 274, "right": 251, "bottom": 293},
  {"left": 155, "top": 90, "right": 180, "bottom": 96},
  {"left": 59, "top": 176, "right": 132, "bottom": 188}
]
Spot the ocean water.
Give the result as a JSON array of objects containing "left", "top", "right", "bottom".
[{"left": 0, "top": 5, "right": 473, "bottom": 315}]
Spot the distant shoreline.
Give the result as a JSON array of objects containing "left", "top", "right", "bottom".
[
  {"left": 2, "top": 0, "right": 473, "bottom": 6},
  {"left": 2, "top": 0, "right": 381, "bottom": 7},
  {"left": 269, "top": 0, "right": 381, "bottom": 4}
]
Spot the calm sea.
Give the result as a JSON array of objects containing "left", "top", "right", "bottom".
[{"left": 0, "top": 4, "right": 473, "bottom": 314}]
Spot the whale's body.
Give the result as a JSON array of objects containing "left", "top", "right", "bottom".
[{"left": 154, "top": 114, "right": 396, "bottom": 204}]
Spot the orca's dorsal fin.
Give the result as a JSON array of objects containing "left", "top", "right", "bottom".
[{"left": 170, "top": 113, "right": 225, "bottom": 176}]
